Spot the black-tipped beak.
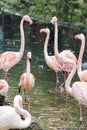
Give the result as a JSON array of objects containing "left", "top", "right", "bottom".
[
  {"left": 62, "top": 70, "right": 65, "bottom": 73},
  {"left": 29, "top": 58, "right": 32, "bottom": 62}
]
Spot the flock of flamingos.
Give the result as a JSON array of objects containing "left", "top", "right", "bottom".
[{"left": 0, "top": 14, "right": 87, "bottom": 130}]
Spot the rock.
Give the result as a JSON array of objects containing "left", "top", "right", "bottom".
[{"left": 29, "top": 116, "right": 47, "bottom": 130}]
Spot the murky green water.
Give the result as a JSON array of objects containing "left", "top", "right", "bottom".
[{"left": 0, "top": 14, "right": 87, "bottom": 130}]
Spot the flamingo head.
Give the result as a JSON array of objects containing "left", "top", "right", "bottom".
[
  {"left": 19, "top": 99, "right": 23, "bottom": 108},
  {"left": 74, "top": 33, "right": 85, "bottom": 41},
  {"left": 40, "top": 28, "right": 50, "bottom": 34},
  {"left": 27, "top": 51, "right": 32, "bottom": 62},
  {"left": 61, "top": 59, "right": 76, "bottom": 72},
  {"left": 50, "top": 16, "right": 57, "bottom": 24},
  {"left": 14, "top": 95, "right": 23, "bottom": 108},
  {"left": 23, "top": 15, "right": 33, "bottom": 25}
]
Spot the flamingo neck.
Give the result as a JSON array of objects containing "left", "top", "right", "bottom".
[
  {"left": 19, "top": 18, "right": 25, "bottom": 59},
  {"left": 26, "top": 59, "right": 30, "bottom": 75},
  {"left": 14, "top": 96, "right": 31, "bottom": 128},
  {"left": 44, "top": 31, "right": 50, "bottom": 59},
  {"left": 54, "top": 22, "right": 61, "bottom": 64},
  {"left": 17, "top": 108, "right": 31, "bottom": 128},
  {"left": 65, "top": 63, "right": 77, "bottom": 95},
  {"left": 77, "top": 38, "right": 85, "bottom": 73},
  {"left": 54, "top": 22, "right": 59, "bottom": 55}
]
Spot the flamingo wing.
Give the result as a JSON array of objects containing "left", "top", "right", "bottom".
[
  {"left": 0, "top": 52, "right": 19, "bottom": 71},
  {"left": 46, "top": 56, "right": 61, "bottom": 71}
]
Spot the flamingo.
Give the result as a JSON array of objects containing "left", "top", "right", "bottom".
[
  {"left": 0, "top": 15, "right": 33, "bottom": 82},
  {"left": 18, "top": 52, "right": 35, "bottom": 111},
  {"left": 40, "top": 28, "right": 61, "bottom": 91},
  {"left": 50, "top": 16, "right": 77, "bottom": 72},
  {"left": 62, "top": 59, "right": 87, "bottom": 125},
  {"left": 0, "top": 79, "right": 9, "bottom": 105},
  {"left": 74, "top": 34, "right": 87, "bottom": 82},
  {"left": 0, "top": 94, "right": 31, "bottom": 130},
  {"left": 50, "top": 16, "right": 77, "bottom": 104}
]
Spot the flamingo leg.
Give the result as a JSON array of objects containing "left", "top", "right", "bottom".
[
  {"left": 79, "top": 104, "right": 83, "bottom": 125},
  {"left": 7, "top": 90, "right": 10, "bottom": 102},
  {"left": 58, "top": 82, "right": 65, "bottom": 103},
  {"left": 64, "top": 72, "right": 69, "bottom": 107},
  {"left": 4, "top": 72, "right": 10, "bottom": 102},
  {"left": 24, "top": 89, "right": 26, "bottom": 102},
  {"left": 27, "top": 91, "right": 30, "bottom": 111},
  {"left": 55, "top": 72, "right": 58, "bottom": 91},
  {"left": 66, "top": 92, "right": 68, "bottom": 107},
  {"left": 4, "top": 71, "right": 8, "bottom": 82},
  {"left": 64, "top": 71, "right": 67, "bottom": 81}
]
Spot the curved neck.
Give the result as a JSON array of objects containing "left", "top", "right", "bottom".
[
  {"left": 14, "top": 99, "right": 31, "bottom": 128},
  {"left": 77, "top": 38, "right": 85, "bottom": 73},
  {"left": 16, "top": 108, "right": 31, "bottom": 128},
  {"left": 18, "top": 108, "right": 31, "bottom": 128},
  {"left": 44, "top": 32, "right": 50, "bottom": 58},
  {"left": 19, "top": 18, "right": 25, "bottom": 59},
  {"left": 65, "top": 63, "right": 77, "bottom": 95}
]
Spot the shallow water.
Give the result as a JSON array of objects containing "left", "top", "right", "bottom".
[{"left": 0, "top": 14, "right": 87, "bottom": 130}]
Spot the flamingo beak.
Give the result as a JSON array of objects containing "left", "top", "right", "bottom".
[
  {"left": 61, "top": 64, "right": 66, "bottom": 71},
  {"left": 61, "top": 66, "right": 64, "bottom": 72},
  {"left": 29, "top": 58, "right": 32, "bottom": 62},
  {"left": 29, "top": 20, "right": 33, "bottom": 25},
  {"left": 74, "top": 35, "right": 78, "bottom": 40}
]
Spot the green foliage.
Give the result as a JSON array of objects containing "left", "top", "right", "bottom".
[{"left": 0, "top": 0, "right": 87, "bottom": 24}]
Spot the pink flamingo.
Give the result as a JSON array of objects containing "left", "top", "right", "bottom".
[
  {"left": 18, "top": 52, "right": 35, "bottom": 111},
  {"left": 0, "top": 95, "right": 31, "bottom": 130},
  {"left": 74, "top": 33, "right": 87, "bottom": 82},
  {"left": 0, "top": 15, "right": 33, "bottom": 82},
  {"left": 50, "top": 16, "right": 77, "bottom": 72},
  {"left": 51, "top": 16, "right": 77, "bottom": 103},
  {"left": 62, "top": 59, "right": 87, "bottom": 125},
  {"left": 40, "top": 28, "right": 61, "bottom": 91}
]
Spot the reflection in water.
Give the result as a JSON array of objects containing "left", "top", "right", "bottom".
[{"left": 0, "top": 14, "right": 87, "bottom": 129}]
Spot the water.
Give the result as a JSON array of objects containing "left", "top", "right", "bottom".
[{"left": 0, "top": 14, "right": 87, "bottom": 130}]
